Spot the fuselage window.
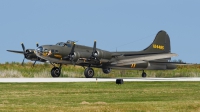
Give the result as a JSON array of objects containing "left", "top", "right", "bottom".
[
  {"left": 55, "top": 50, "right": 59, "bottom": 53},
  {"left": 44, "top": 49, "right": 48, "bottom": 53}
]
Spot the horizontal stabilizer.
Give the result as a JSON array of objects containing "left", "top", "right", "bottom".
[
  {"left": 150, "top": 61, "right": 197, "bottom": 66},
  {"left": 112, "top": 53, "right": 177, "bottom": 66}
]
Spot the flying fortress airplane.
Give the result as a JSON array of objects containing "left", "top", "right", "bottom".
[{"left": 34, "top": 30, "right": 179, "bottom": 78}]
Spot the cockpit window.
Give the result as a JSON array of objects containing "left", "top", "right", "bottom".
[
  {"left": 56, "top": 41, "right": 73, "bottom": 48},
  {"left": 56, "top": 42, "right": 66, "bottom": 46},
  {"left": 66, "top": 44, "right": 71, "bottom": 47},
  {"left": 66, "top": 40, "right": 75, "bottom": 44},
  {"left": 56, "top": 40, "right": 75, "bottom": 47},
  {"left": 66, "top": 40, "right": 75, "bottom": 47}
]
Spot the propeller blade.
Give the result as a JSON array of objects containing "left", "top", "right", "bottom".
[
  {"left": 92, "top": 40, "right": 98, "bottom": 57},
  {"left": 93, "top": 40, "right": 96, "bottom": 54},
  {"left": 70, "top": 42, "right": 76, "bottom": 55},
  {"left": 91, "top": 40, "right": 98, "bottom": 58},
  {"left": 33, "top": 61, "right": 37, "bottom": 67},
  {"left": 70, "top": 43, "right": 76, "bottom": 61},
  {"left": 69, "top": 43, "right": 76, "bottom": 65},
  {"left": 21, "top": 43, "right": 26, "bottom": 53},
  {"left": 21, "top": 58, "right": 25, "bottom": 65}
]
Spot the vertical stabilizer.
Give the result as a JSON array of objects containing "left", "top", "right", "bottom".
[{"left": 143, "top": 30, "right": 171, "bottom": 53}]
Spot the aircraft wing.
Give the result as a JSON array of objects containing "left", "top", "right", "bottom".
[
  {"left": 112, "top": 53, "right": 177, "bottom": 66},
  {"left": 7, "top": 50, "right": 24, "bottom": 54}
]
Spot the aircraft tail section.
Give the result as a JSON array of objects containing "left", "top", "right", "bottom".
[{"left": 143, "top": 30, "right": 171, "bottom": 53}]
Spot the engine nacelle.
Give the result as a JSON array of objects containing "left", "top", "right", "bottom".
[
  {"left": 96, "top": 50, "right": 112, "bottom": 59},
  {"left": 73, "top": 51, "right": 91, "bottom": 61},
  {"left": 72, "top": 50, "right": 112, "bottom": 61},
  {"left": 25, "top": 49, "right": 38, "bottom": 60},
  {"left": 102, "top": 68, "right": 111, "bottom": 74},
  {"left": 166, "top": 64, "right": 177, "bottom": 70},
  {"left": 26, "top": 49, "right": 35, "bottom": 53}
]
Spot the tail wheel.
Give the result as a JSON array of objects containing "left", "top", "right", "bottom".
[
  {"left": 51, "top": 67, "right": 61, "bottom": 77},
  {"left": 84, "top": 68, "right": 94, "bottom": 78},
  {"left": 142, "top": 71, "right": 147, "bottom": 78},
  {"left": 102, "top": 68, "right": 111, "bottom": 74}
]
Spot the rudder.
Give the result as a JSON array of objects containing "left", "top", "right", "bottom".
[{"left": 143, "top": 30, "right": 171, "bottom": 53}]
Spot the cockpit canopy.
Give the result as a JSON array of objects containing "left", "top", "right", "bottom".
[
  {"left": 66, "top": 40, "right": 75, "bottom": 44},
  {"left": 55, "top": 40, "right": 75, "bottom": 47},
  {"left": 55, "top": 42, "right": 66, "bottom": 46}
]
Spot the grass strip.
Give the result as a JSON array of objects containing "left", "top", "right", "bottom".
[{"left": 0, "top": 82, "right": 200, "bottom": 112}]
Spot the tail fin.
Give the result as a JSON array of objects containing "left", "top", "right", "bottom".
[{"left": 143, "top": 30, "right": 171, "bottom": 53}]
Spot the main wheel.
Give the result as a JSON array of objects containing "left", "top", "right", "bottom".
[
  {"left": 84, "top": 68, "right": 94, "bottom": 78},
  {"left": 51, "top": 67, "right": 61, "bottom": 77}
]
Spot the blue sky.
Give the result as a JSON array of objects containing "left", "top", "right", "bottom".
[{"left": 0, "top": 0, "right": 200, "bottom": 63}]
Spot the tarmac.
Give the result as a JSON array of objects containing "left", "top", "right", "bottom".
[{"left": 0, "top": 77, "right": 200, "bottom": 82}]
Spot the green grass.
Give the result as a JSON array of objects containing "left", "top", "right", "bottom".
[
  {"left": 1, "top": 82, "right": 200, "bottom": 112},
  {"left": 1, "top": 62, "right": 200, "bottom": 78}
]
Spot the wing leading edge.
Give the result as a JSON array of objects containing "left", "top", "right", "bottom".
[{"left": 7, "top": 50, "right": 24, "bottom": 54}]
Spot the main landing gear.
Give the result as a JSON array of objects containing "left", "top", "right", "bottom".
[
  {"left": 142, "top": 70, "right": 147, "bottom": 78},
  {"left": 50, "top": 63, "right": 95, "bottom": 78},
  {"left": 84, "top": 67, "right": 94, "bottom": 78},
  {"left": 51, "top": 64, "right": 62, "bottom": 77}
]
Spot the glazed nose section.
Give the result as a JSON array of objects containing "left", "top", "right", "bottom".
[
  {"left": 36, "top": 46, "right": 50, "bottom": 57},
  {"left": 36, "top": 46, "right": 43, "bottom": 54}
]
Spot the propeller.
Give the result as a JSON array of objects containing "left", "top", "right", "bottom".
[
  {"left": 33, "top": 43, "right": 39, "bottom": 66},
  {"left": 69, "top": 42, "right": 76, "bottom": 59},
  {"left": 90, "top": 40, "right": 99, "bottom": 61},
  {"left": 21, "top": 43, "right": 40, "bottom": 66},
  {"left": 92, "top": 41, "right": 97, "bottom": 57},
  {"left": 21, "top": 43, "right": 27, "bottom": 65},
  {"left": 65, "top": 42, "right": 76, "bottom": 65}
]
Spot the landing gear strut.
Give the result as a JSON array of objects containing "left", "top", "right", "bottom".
[
  {"left": 84, "top": 67, "right": 94, "bottom": 78},
  {"left": 142, "top": 70, "right": 147, "bottom": 78},
  {"left": 51, "top": 64, "right": 62, "bottom": 77}
]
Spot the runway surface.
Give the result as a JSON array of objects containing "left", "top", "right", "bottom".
[{"left": 0, "top": 77, "right": 200, "bottom": 82}]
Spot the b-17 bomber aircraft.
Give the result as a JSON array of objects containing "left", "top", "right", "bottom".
[{"left": 34, "top": 30, "right": 180, "bottom": 78}]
